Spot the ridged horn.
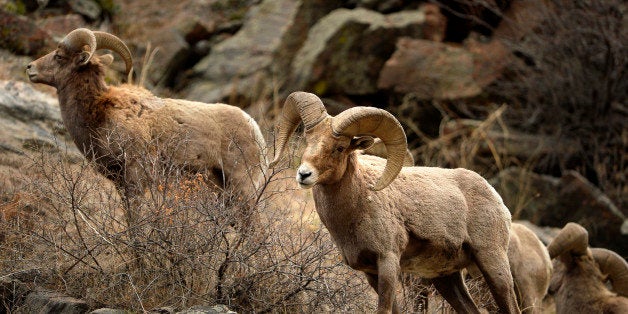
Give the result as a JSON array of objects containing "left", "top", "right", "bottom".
[
  {"left": 332, "top": 107, "right": 407, "bottom": 191},
  {"left": 60, "top": 28, "right": 96, "bottom": 56},
  {"left": 93, "top": 31, "right": 133, "bottom": 76},
  {"left": 269, "top": 92, "right": 329, "bottom": 168},
  {"left": 591, "top": 248, "right": 628, "bottom": 297},
  {"left": 548, "top": 222, "right": 589, "bottom": 259}
]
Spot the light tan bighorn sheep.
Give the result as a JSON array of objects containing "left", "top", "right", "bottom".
[
  {"left": 26, "top": 28, "right": 266, "bottom": 211},
  {"left": 468, "top": 222, "right": 552, "bottom": 313},
  {"left": 547, "top": 222, "right": 628, "bottom": 313},
  {"left": 269, "top": 91, "right": 520, "bottom": 313}
]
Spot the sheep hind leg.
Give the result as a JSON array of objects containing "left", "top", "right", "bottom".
[
  {"left": 473, "top": 250, "right": 521, "bottom": 314},
  {"left": 431, "top": 271, "right": 481, "bottom": 314}
]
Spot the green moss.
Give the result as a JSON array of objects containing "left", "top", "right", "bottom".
[
  {"left": 313, "top": 80, "right": 328, "bottom": 95},
  {"left": 3, "top": 1, "right": 27, "bottom": 15}
]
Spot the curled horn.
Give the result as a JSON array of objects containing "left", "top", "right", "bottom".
[
  {"left": 60, "top": 28, "right": 96, "bottom": 59},
  {"left": 591, "top": 248, "right": 628, "bottom": 297},
  {"left": 269, "top": 92, "right": 329, "bottom": 168},
  {"left": 548, "top": 222, "right": 589, "bottom": 259},
  {"left": 93, "top": 31, "right": 133, "bottom": 76},
  {"left": 332, "top": 107, "right": 407, "bottom": 190},
  {"left": 60, "top": 28, "right": 133, "bottom": 78}
]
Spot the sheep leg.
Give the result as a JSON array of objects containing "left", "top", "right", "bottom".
[
  {"left": 473, "top": 250, "right": 521, "bottom": 314},
  {"left": 365, "top": 273, "right": 401, "bottom": 314},
  {"left": 431, "top": 271, "right": 481, "bottom": 314},
  {"left": 366, "top": 253, "right": 401, "bottom": 314}
]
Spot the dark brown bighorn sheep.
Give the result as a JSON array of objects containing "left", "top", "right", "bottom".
[
  {"left": 270, "top": 91, "right": 520, "bottom": 313},
  {"left": 548, "top": 222, "right": 628, "bottom": 313},
  {"left": 26, "top": 28, "right": 266, "bottom": 214}
]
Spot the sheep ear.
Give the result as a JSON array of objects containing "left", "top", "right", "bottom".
[
  {"left": 77, "top": 51, "right": 92, "bottom": 66},
  {"left": 350, "top": 136, "right": 375, "bottom": 150},
  {"left": 99, "top": 53, "right": 114, "bottom": 66}
]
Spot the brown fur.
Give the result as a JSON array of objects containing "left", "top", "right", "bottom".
[
  {"left": 294, "top": 118, "right": 520, "bottom": 313},
  {"left": 549, "top": 235, "right": 628, "bottom": 313},
  {"left": 27, "top": 40, "right": 266, "bottom": 208}
]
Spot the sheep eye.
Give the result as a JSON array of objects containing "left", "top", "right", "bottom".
[
  {"left": 54, "top": 54, "right": 64, "bottom": 61},
  {"left": 336, "top": 146, "right": 345, "bottom": 152}
]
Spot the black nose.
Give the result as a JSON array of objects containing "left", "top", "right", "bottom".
[{"left": 298, "top": 170, "right": 312, "bottom": 180}]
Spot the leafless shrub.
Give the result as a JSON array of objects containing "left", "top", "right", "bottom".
[
  {"left": 489, "top": 0, "right": 626, "bottom": 208},
  {"left": 0, "top": 133, "right": 378, "bottom": 313}
]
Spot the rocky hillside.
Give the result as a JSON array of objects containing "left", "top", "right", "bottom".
[{"left": 0, "top": 0, "right": 626, "bottom": 312}]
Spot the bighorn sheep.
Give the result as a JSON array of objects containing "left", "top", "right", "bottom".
[
  {"left": 269, "top": 91, "right": 520, "bottom": 313},
  {"left": 547, "top": 222, "right": 628, "bottom": 313},
  {"left": 26, "top": 28, "right": 266, "bottom": 209},
  {"left": 467, "top": 222, "right": 552, "bottom": 313}
]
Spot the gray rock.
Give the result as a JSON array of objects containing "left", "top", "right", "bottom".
[
  {"left": 186, "top": 0, "right": 301, "bottom": 104},
  {"left": 17, "top": 290, "right": 89, "bottom": 314},
  {"left": 67, "top": 0, "right": 102, "bottom": 20},
  {"left": 141, "top": 28, "right": 190, "bottom": 88},
  {"left": 90, "top": 309, "right": 127, "bottom": 314},
  {"left": 290, "top": 7, "right": 427, "bottom": 96},
  {"left": 176, "top": 304, "right": 236, "bottom": 314},
  {"left": 0, "top": 80, "right": 78, "bottom": 156}
]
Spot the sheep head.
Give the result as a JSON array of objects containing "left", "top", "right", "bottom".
[
  {"left": 270, "top": 91, "right": 407, "bottom": 190},
  {"left": 26, "top": 28, "right": 133, "bottom": 87},
  {"left": 548, "top": 222, "right": 628, "bottom": 298}
]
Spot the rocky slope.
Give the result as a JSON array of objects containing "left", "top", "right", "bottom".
[{"left": 0, "top": 0, "right": 625, "bottom": 312}]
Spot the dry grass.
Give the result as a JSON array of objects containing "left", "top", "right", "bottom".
[{"left": 0, "top": 135, "right": 378, "bottom": 313}]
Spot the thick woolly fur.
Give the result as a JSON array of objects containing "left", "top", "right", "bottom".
[
  {"left": 296, "top": 118, "right": 520, "bottom": 313},
  {"left": 506, "top": 223, "right": 552, "bottom": 313},
  {"left": 548, "top": 223, "right": 628, "bottom": 314},
  {"left": 549, "top": 246, "right": 628, "bottom": 313},
  {"left": 27, "top": 41, "right": 265, "bottom": 204}
]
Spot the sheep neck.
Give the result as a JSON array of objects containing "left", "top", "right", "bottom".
[
  {"left": 56, "top": 64, "right": 109, "bottom": 156},
  {"left": 312, "top": 153, "right": 365, "bottom": 229}
]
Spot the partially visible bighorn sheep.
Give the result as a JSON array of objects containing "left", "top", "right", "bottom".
[
  {"left": 547, "top": 222, "right": 628, "bottom": 313},
  {"left": 468, "top": 222, "right": 552, "bottom": 313},
  {"left": 270, "top": 91, "right": 520, "bottom": 313},
  {"left": 26, "top": 28, "right": 266, "bottom": 208},
  {"left": 507, "top": 223, "right": 552, "bottom": 313}
]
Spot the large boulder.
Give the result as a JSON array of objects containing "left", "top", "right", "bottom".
[
  {"left": 185, "top": 0, "right": 303, "bottom": 104},
  {"left": 378, "top": 38, "right": 480, "bottom": 99},
  {"left": 290, "top": 7, "right": 428, "bottom": 96},
  {"left": 0, "top": 80, "right": 79, "bottom": 158}
]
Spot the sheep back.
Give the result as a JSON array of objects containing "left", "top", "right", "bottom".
[{"left": 94, "top": 84, "right": 264, "bottom": 193}]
